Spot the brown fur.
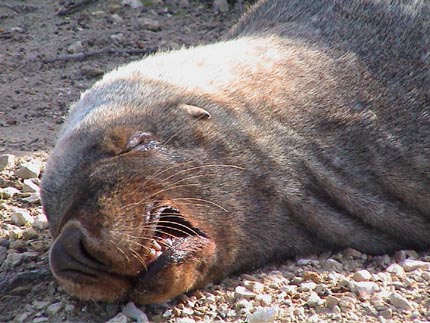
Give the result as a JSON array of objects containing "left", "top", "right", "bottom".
[{"left": 41, "top": 0, "right": 430, "bottom": 304}]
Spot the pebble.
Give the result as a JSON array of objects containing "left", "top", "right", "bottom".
[
  {"left": 296, "top": 258, "right": 320, "bottom": 266},
  {"left": 402, "top": 259, "right": 430, "bottom": 271},
  {"left": 353, "top": 269, "right": 372, "bottom": 282},
  {"left": 1, "top": 252, "right": 25, "bottom": 270},
  {"left": 256, "top": 294, "right": 272, "bottom": 306},
  {"left": 105, "top": 313, "right": 129, "bottom": 323},
  {"left": 22, "top": 179, "right": 40, "bottom": 193},
  {"left": 122, "top": 302, "right": 149, "bottom": 323},
  {"left": 137, "top": 18, "right": 162, "bottom": 31},
  {"left": 80, "top": 66, "right": 104, "bottom": 77},
  {"left": 23, "top": 227, "right": 39, "bottom": 240},
  {"left": 0, "top": 246, "right": 7, "bottom": 265},
  {"left": 244, "top": 280, "right": 265, "bottom": 293},
  {"left": 342, "top": 248, "right": 364, "bottom": 258},
  {"left": 64, "top": 304, "right": 75, "bottom": 312},
  {"left": 0, "top": 154, "right": 15, "bottom": 170},
  {"left": 10, "top": 208, "right": 34, "bottom": 226},
  {"left": 121, "top": 0, "right": 143, "bottom": 9},
  {"left": 179, "top": 0, "right": 189, "bottom": 8},
  {"left": 47, "top": 302, "right": 63, "bottom": 316},
  {"left": 386, "top": 263, "right": 406, "bottom": 279},
  {"left": 33, "top": 213, "right": 49, "bottom": 230},
  {"left": 32, "top": 317, "right": 48, "bottom": 323},
  {"left": 235, "top": 286, "right": 256, "bottom": 299},
  {"left": 15, "top": 161, "right": 42, "bottom": 179},
  {"left": 8, "top": 226, "right": 23, "bottom": 240},
  {"left": 0, "top": 186, "right": 20, "bottom": 198},
  {"left": 322, "top": 258, "right": 343, "bottom": 271},
  {"left": 22, "top": 192, "right": 41, "bottom": 204},
  {"left": 247, "top": 307, "right": 278, "bottom": 323},
  {"left": 213, "top": 0, "right": 229, "bottom": 12},
  {"left": 303, "top": 271, "right": 321, "bottom": 283},
  {"left": 350, "top": 281, "right": 380, "bottom": 296},
  {"left": 325, "top": 295, "right": 339, "bottom": 309},
  {"left": 175, "top": 318, "right": 196, "bottom": 323},
  {"left": 388, "top": 292, "right": 412, "bottom": 310},
  {"left": 307, "top": 292, "right": 324, "bottom": 307},
  {"left": 33, "top": 301, "right": 50, "bottom": 310},
  {"left": 11, "top": 207, "right": 34, "bottom": 226}
]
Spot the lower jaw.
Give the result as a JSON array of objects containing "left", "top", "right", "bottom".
[{"left": 56, "top": 272, "right": 131, "bottom": 302}]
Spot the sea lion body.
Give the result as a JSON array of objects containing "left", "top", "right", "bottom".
[{"left": 41, "top": 0, "right": 430, "bottom": 303}]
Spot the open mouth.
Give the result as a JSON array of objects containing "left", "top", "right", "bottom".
[{"left": 143, "top": 206, "right": 207, "bottom": 266}]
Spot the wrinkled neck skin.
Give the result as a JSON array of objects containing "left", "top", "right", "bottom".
[{"left": 42, "top": 0, "right": 430, "bottom": 304}]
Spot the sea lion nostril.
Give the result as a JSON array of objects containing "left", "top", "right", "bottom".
[{"left": 50, "top": 224, "right": 105, "bottom": 278}]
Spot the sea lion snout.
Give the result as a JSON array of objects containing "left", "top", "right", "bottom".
[{"left": 50, "top": 222, "right": 106, "bottom": 283}]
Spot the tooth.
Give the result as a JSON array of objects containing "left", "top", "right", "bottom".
[
  {"left": 149, "top": 248, "right": 156, "bottom": 256},
  {"left": 152, "top": 240, "right": 162, "bottom": 251},
  {"left": 155, "top": 251, "right": 162, "bottom": 258},
  {"left": 165, "top": 238, "right": 172, "bottom": 246}
]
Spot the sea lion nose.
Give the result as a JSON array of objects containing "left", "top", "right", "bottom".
[{"left": 50, "top": 224, "right": 105, "bottom": 279}]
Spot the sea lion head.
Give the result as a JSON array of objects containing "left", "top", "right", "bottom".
[{"left": 41, "top": 80, "right": 243, "bottom": 304}]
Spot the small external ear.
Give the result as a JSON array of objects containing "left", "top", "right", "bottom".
[{"left": 178, "top": 104, "right": 211, "bottom": 120}]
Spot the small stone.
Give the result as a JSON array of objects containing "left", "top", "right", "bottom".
[
  {"left": 182, "top": 307, "right": 194, "bottom": 316},
  {"left": 1, "top": 252, "right": 25, "bottom": 270},
  {"left": 8, "top": 226, "right": 23, "bottom": 240},
  {"left": 22, "top": 192, "right": 41, "bottom": 204},
  {"left": 353, "top": 269, "right": 372, "bottom": 282},
  {"left": 64, "top": 304, "right": 75, "bottom": 312},
  {"left": 80, "top": 66, "right": 104, "bottom": 77},
  {"left": 296, "top": 258, "right": 319, "bottom": 266},
  {"left": 256, "top": 294, "right": 272, "bottom": 306},
  {"left": 11, "top": 208, "right": 34, "bottom": 226},
  {"left": 325, "top": 295, "right": 339, "bottom": 309},
  {"left": 121, "top": 0, "right": 144, "bottom": 9},
  {"left": 235, "top": 286, "right": 256, "bottom": 299},
  {"left": 243, "top": 280, "right": 265, "bottom": 293},
  {"left": 179, "top": 0, "right": 189, "bottom": 7},
  {"left": 32, "top": 317, "right": 48, "bottom": 323},
  {"left": 0, "top": 187, "right": 20, "bottom": 198},
  {"left": 15, "top": 161, "right": 42, "bottom": 179},
  {"left": 23, "top": 227, "right": 38, "bottom": 240},
  {"left": 213, "top": 0, "right": 229, "bottom": 12},
  {"left": 388, "top": 292, "right": 412, "bottom": 310},
  {"left": 33, "top": 301, "right": 50, "bottom": 310},
  {"left": 33, "top": 213, "right": 49, "bottom": 230},
  {"left": 14, "top": 312, "right": 31, "bottom": 323},
  {"left": 22, "top": 179, "right": 40, "bottom": 193},
  {"left": 91, "top": 10, "right": 106, "bottom": 17},
  {"left": 105, "top": 313, "right": 129, "bottom": 323},
  {"left": 322, "top": 259, "right": 343, "bottom": 271},
  {"left": 110, "top": 33, "right": 125, "bottom": 43},
  {"left": 175, "top": 319, "right": 196, "bottom": 323},
  {"left": 380, "top": 308, "right": 393, "bottom": 319},
  {"left": 342, "top": 248, "right": 364, "bottom": 258},
  {"left": 122, "top": 301, "right": 149, "bottom": 322},
  {"left": 402, "top": 259, "right": 430, "bottom": 271},
  {"left": 137, "top": 18, "right": 162, "bottom": 31},
  {"left": 386, "top": 263, "right": 406, "bottom": 279},
  {"left": 247, "top": 307, "right": 278, "bottom": 323},
  {"left": 299, "top": 281, "right": 317, "bottom": 291},
  {"left": 0, "top": 246, "right": 7, "bottom": 265},
  {"left": 47, "top": 302, "right": 63, "bottom": 316},
  {"left": 421, "top": 271, "right": 430, "bottom": 281},
  {"left": 350, "top": 281, "right": 380, "bottom": 296},
  {"left": 111, "top": 13, "right": 123, "bottom": 23},
  {"left": 0, "top": 154, "right": 15, "bottom": 171},
  {"left": 307, "top": 292, "right": 323, "bottom": 307},
  {"left": 303, "top": 271, "right": 321, "bottom": 283}
]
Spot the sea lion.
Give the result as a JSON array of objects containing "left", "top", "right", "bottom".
[{"left": 41, "top": 0, "right": 430, "bottom": 304}]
